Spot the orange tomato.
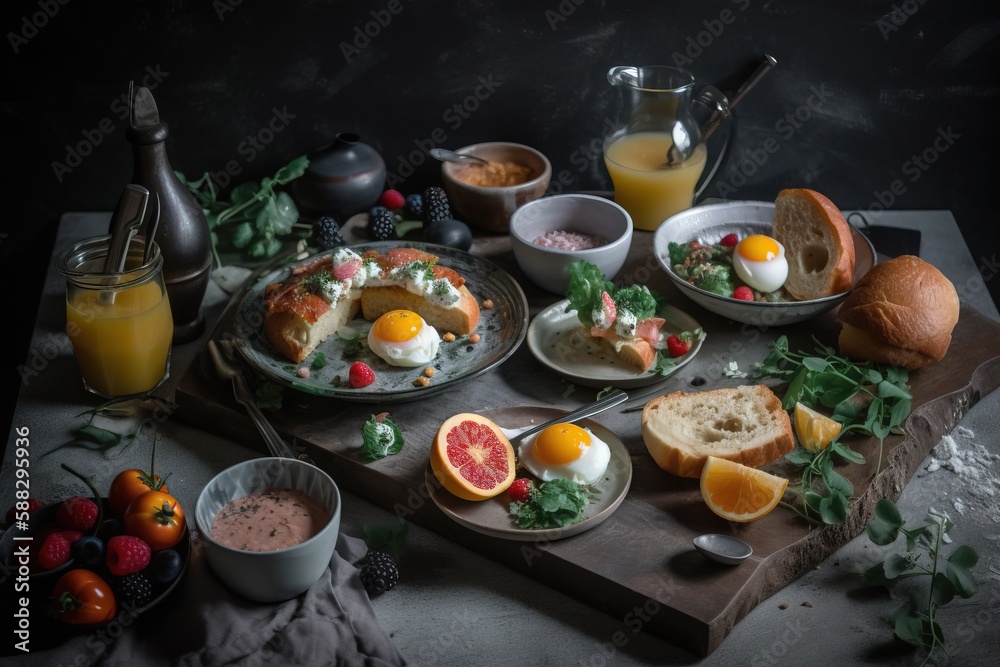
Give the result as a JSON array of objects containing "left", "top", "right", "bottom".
[
  {"left": 124, "top": 490, "right": 186, "bottom": 550},
  {"left": 109, "top": 469, "right": 168, "bottom": 518},
  {"left": 51, "top": 569, "right": 116, "bottom": 624}
]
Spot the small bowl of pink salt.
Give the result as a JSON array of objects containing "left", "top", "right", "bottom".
[{"left": 510, "top": 193, "right": 633, "bottom": 294}]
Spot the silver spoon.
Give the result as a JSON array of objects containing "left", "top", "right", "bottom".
[
  {"left": 429, "top": 148, "right": 490, "bottom": 166},
  {"left": 506, "top": 389, "right": 629, "bottom": 447},
  {"left": 693, "top": 533, "right": 753, "bottom": 565}
]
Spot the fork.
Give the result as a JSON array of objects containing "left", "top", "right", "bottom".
[{"left": 208, "top": 339, "right": 312, "bottom": 463}]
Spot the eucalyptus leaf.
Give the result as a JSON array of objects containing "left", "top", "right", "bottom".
[
  {"left": 931, "top": 571, "right": 956, "bottom": 606},
  {"left": 867, "top": 498, "right": 903, "bottom": 545},
  {"left": 945, "top": 560, "right": 978, "bottom": 598},
  {"left": 864, "top": 562, "right": 892, "bottom": 587},
  {"left": 947, "top": 544, "right": 979, "bottom": 568},
  {"left": 883, "top": 552, "right": 912, "bottom": 579},
  {"left": 894, "top": 610, "right": 924, "bottom": 646}
]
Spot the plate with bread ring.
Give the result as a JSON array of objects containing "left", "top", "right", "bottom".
[
  {"left": 232, "top": 241, "right": 529, "bottom": 402},
  {"left": 526, "top": 299, "right": 706, "bottom": 388}
]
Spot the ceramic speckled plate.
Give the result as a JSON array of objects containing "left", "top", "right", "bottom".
[
  {"left": 425, "top": 406, "right": 632, "bottom": 542},
  {"left": 526, "top": 299, "right": 705, "bottom": 388},
  {"left": 232, "top": 241, "right": 528, "bottom": 402}
]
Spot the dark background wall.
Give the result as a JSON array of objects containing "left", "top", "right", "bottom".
[{"left": 2, "top": 0, "right": 998, "bottom": 432}]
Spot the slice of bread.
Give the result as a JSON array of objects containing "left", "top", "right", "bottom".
[
  {"left": 641, "top": 385, "right": 794, "bottom": 478},
  {"left": 772, "top": 188, "right": 856, "bottom": 300},
  {"left": 263, "top": 296, "right": 360, "bottom": 364}
]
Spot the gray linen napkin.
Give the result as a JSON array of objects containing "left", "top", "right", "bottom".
[{"left": 5, "top": 531, "right": 407, "bottom": 666}]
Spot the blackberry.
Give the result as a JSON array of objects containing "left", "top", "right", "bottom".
[
  {"left": 423, "top": 187, "right": 452, "bottom": 225},
  {"left": 314, "top": 216, "right": 344, "bottom": 250},
  {"left": 367, "top": 206, "right": 397, "bottom": 241},
  {"left": 359, "top": 550, "right": 398, "bottom": 597},
  {"left": 403, "top": 194, "right": 423, "bottom": 220},
  {"left": 114, "top": 572, "right": 153, "bottom": 608}
]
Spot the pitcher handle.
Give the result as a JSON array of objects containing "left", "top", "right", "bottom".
[{"left": 692, "top": 86, "right": 733, "bottom": 200}]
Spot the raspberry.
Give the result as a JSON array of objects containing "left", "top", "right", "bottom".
[
  {"left": 508, "top": 478, "right": 533, "bottom": 503},
  {"left": 423, "top": 187, "right": 452, "bottom": 225},
  {"left": 402, "top": 194, "right": 423, "bottom": 220},
  {"left": 5, "top": 498, "right": 42, "bottom": 526},
  {"left": 666, "top": 335, "right": 690, "bottom": 358},
  {"left": 367, "top": 206, "right": 397, "bottom": 241},
  {"left": 38, "top": 533, "right": 72, "bottom": 570},
  {"left": 57, "top": 496, "right": 98, "bottom": 531},
  {"left": 359, "top": 550, "right": 398, "bottom": 597},
  {"left": 106, "top": 535, "right": 152, "bottom": 576},
  {"left": 379, "top": 189, "right": 406, "bottom": 211},
  {"left": 731, "top": 286, "right": 754, "bottom": 301},
  {"left": 349, "top": 361, "right": 376, "bottom": 388},
  {"left": 720, "top": 233, "right": 739, "bottom": 248},
  {"left": 314, "top": 216, "right": 344, "bottom": 250},
  {"left": 59, "top": 530, "right": 84, "bottom": 544},
  {"left": 114, "top": 572, "right": 153, "bottom": 607}
]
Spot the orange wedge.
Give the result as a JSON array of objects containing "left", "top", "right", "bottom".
[
  {"left": 794, "top": 402, "right": 842, "bottom": 453},
  {"left": 700, "top": 456, "right": 788, "bottom": 522}
]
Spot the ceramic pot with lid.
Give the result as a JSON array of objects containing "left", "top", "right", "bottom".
[{"left": 292, "top": 133, "right": 386, "bottom": 220}]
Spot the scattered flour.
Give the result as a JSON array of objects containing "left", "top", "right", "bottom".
[{"left": 920, "top": 426, "right": 1000, "bottom": 524}]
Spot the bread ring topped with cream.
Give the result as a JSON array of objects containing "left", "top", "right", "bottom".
[{"left": 262, "top": 247, "right": 480, "bottom": 364}]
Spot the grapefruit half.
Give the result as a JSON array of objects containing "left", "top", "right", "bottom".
[{"left": 431, "top": 414, "right": 516, "bottom": 501}]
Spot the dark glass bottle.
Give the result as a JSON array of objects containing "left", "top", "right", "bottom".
[{"left": 124, "top": 87, "right": 212, "bottom": 343}]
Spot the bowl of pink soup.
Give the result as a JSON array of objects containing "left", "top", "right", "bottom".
[
  {"left": 510, "top": 193, "right": 633, "bottom": 294},
  {"left": 195, "top": 457, "right": 341, "bottom": 602}
]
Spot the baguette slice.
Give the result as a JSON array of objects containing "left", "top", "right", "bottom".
[
  {"left": 599, "top": 333, "right": 656, "bottom": 372},
  {"left": 641, "top": 385, "right": 794, "bottom": 478},
  {"left": 772, "top": 188, "right": 856, "bottom": 300}
]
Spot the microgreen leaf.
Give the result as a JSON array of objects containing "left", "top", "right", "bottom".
[
  {"left": 361, "top": 414, "right": 404, "bottom": 460},
  {"left": 894, "top": 609, "right": 924, "bottom": 646},
  {"left": 945, "top": 558, "right": 978, "bottom": 598},
  {"left": 818, "top": 491, "right": 848, "bottom": 524},
  {"left": 883, "top": 552, "right": 912, "bottom": 579},
  {"left": 784, "top": 449, "right": 814, "bottom": 466},
  {"left": 830, "top": 441, "right": 865, "bottom": 465}
]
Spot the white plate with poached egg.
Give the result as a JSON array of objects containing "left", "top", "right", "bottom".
[{"left": 426, "top": 406, "right": 632, "bottom": 542}]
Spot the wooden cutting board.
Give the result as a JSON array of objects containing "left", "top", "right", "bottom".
[{"left": 174, "top": 234, "right": 1000, "bottom": 656}]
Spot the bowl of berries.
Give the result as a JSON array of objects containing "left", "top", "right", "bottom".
[{"left": 0, "top": 463, "right": 189, "bottom": 631}]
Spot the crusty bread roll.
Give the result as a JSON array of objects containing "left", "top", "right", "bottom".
[
  {"left": 361, "top": 285, "right": 480, "bottom": 336},
  {"left": 837, "top": 255, "right": 959, "bottom": 369},
  {"left": 641, "top": 385, "right": 794, "bottom": 478},
  {"left": 772, "top": 188, "right": 856, "bottom": 300}
]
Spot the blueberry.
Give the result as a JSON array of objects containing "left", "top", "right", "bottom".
[
  {"left": 148, "top": 549, "right": 183, "bottom": 585},
  {"left": 97, "top": 518, "right": 123, "bottom": 542},
  {"left": 72, "top": 536, "right": 105, "bottom": 568}
]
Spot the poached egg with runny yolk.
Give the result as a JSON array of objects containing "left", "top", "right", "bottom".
[
  {"left": 367, "top": 309, "right": 440, "bottom": 367},
  {"left": 517, "top": 422, "right": 611, "bottom": 486}
]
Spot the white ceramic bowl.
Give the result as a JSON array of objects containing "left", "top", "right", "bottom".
[
  {"left": 195, "top": 457, "right": 341, "bottom": 602},
  {"left": 510, "top": 194, "right": 633, "bottom": 294},
  {"left": 652, "top": 200, "right": 876, "bottom": 326}
]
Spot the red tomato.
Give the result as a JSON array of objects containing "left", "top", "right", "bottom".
[
  {"left": 124, "top": 490, "right": 186, "bottom": 550},
  {"left": 108, "top": 469, "right": 168, "bottom": 518},
  {"left": 51, "top": 569, "right": 116, "bottom": 624}
]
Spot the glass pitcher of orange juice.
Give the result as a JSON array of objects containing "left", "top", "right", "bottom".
[
  {"left": 604, "top": 65, "right": 731, "bottom": 230},
  {"left": 58, "top": 236, "right": 173, "bottom": 399}
]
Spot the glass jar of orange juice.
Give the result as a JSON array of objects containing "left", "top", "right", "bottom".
[{"left": 57, "top": 236, "right": 173, "bottom": 398}]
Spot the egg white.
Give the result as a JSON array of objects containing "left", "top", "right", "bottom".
[
  {"left": 733, "top": 240, "right": 788, "bottom": 293},
  {"left": 367, "top": 317, "right": 441, "bottom": 367},
  {"left": 517, "top": 427, "right": 611, "bottom": 486}
]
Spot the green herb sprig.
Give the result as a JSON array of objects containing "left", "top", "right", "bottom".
[
  {"left": 864, "top": 499, "right": 979, "bottom": 665},
  {"left": 177, "top": 155, "right": 310, "bottom": 266},
  {"left": 753, "top": 335, "right": 912, "bottom": 525},
  {"left": 509, "top": 478, "right": 590, "bottom": 529},
  {"left": 361, "top": 413, "right": 404, "bottom": 460}
]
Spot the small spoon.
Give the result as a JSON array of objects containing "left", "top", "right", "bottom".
[
  {"left": 429, "top": 148, "right": 490, "bottom": 166},
  {"left": 693, "top": 533, "right": 753, "bottom": 565},
  {"left": 506, "top": 389, "right": 629, "bottom": 447}
]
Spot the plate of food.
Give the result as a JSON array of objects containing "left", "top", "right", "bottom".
[
  {"left": 232, "top": 241, "right": 529, "bottom": 402},
  {"left": 425, "top": 406, "right": 632, "bottom": 542},
  {"left": 526, "top": 260, "right": 706, "bottom": 388},
  {"left": 652, "top": 189, "right": 877, "bottom": 326}
]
